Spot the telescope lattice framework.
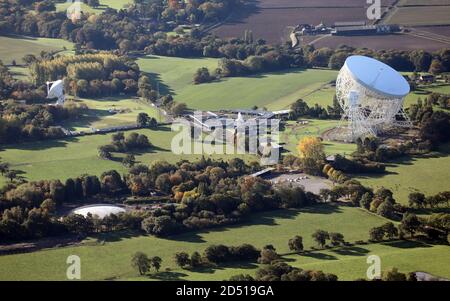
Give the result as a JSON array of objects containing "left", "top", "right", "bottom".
[{"left": 336, "top": 55, "right": 411, "bottom": 141}]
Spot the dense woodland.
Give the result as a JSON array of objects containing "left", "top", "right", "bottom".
[{"left": 30, "top": 53, "right": 140, "bottom": 96}]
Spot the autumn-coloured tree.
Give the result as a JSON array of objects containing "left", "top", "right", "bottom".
[{"left": 297, "top": 136, "right": 325, "bottom": 161}]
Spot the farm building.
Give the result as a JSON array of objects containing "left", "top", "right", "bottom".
[
  {"left": 331, "top": 25, "right": 399, "bottom": 36},
  {"left": 419, "top": 74, "right": 435, "bottom": 83},
  {"left": 334, "top": 21, "right": 367, "bottom": 28}
]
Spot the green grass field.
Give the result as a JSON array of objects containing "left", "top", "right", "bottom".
[
  {"left": 0, "top": 36, "right": 74, "bottom": 65},
  {"left": 355, "top": 144, "right": 450, "bottom": 205},
  {"left": 62, "top": 97, "right": 163, "bottom": 131},
  {"left": 281, "top": 120, "right": 357, "bottom": 156},
  {"left": 0, "top": 205, "right": 391, "bottom": 280},
  {"left": 137, "top": 56, "right": 338, "bottom": 111},
  {"left": 0, "top": 126, "right": 254, "bottom": 186},
  {"left": 286, "top": 241, "right": 450, "bottom": 280}
]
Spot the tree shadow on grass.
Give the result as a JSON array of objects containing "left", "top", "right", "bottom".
[
  {"left": 300, "top": 252, "right": 338, "bottom": 260},
  {"left": 296, "top": 204, "right": 343, "bottom": 215},
  {"left": 148, "top": 72, "right": 173, "bottom": 96},
  {"left": 1, "top": 136, "right": 80, "bottom": 151},
  {"left": 148, "top": 271, "right": 189, "bottom": 281},
  {"left": 92, "top": 230, "right": 142, "bottom": 243},
  {"left": 188, "top": 261, "right": 259, "bottom": 275},
  {"left": 62, "top": 108, "right": 112, "bottom": 131},
  {"left": 331, "top": 246, "right": 370, "bottom": 257},
  {"left": 380, "top": 240, "right": 432, "bottom": 249}
]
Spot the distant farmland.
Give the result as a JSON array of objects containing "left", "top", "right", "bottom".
[
  {"left": 213, "top": 7, "right": 370, "bottom": 44},
  {"left": 302, "top": 33, "right": 450, "bottom": 51},
  {"left": 256, "top": 0, "right": 396, "bottom": 8},
  {"left": 211, "top": 0, "right": 395, "bottom": 44},
  {"left": 398, "top": 0, "right": 450, "bottom": 5},
  {"left": 386, "top": 6, "right": 450, "bottom": 26},
  {"left": 212, "top": 0, "right": 450, "bottom": 50}
]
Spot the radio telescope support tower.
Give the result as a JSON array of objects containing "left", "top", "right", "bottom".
[
  {"left": 340, "top": 91, "right": 376, "bottom": 139},
  {"left": 335, "top": 56, "right": 411, "bottom": 142}
]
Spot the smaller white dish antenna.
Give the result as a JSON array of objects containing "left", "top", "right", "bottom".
[{"left": 46, "top": 80, "right": 65, "bottom": 105}]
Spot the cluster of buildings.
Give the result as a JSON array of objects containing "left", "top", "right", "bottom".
[
  {"left": 186, "top": 109, "right": 290, "bottom": 131},
  {"left": 185, "top": 109, "right": 291, "bottom": 157},
  {"left": 296, "top": 21, "right": 400, "bottom": 37}
]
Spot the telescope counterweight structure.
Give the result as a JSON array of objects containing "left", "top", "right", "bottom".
[{"left": 335, "top": 55, "right": 411, "bottom": 141}]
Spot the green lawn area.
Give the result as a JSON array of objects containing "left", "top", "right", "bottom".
[
  {"left": 285, "top": 241, "right": 450, "bottom": 280},
  {"left": 0, "top": 126, "right": 254, "bottom": 186},
  {"left": 0, "top": 205, "right": 391, "bottom": 280},
  {"left": 0, "top": 36, "right": 74, "bottom": 65},
  {"left": 355, "top": 144, "right": 450, "bottom": 205},
  {"left": 281, "top": 119, "right": 357, "bottom": 156},
  {"left": 8, "top": 66, "right": 31, "bottom": 81},
  {"left": 62, "top": 97, "right": 163, "bottom": 131},
  {"left": 137, "top": 55, "right": 338, "bottom": 111},
  {"left": 423, "top": 84, "right": 450, "bottom": 95}
]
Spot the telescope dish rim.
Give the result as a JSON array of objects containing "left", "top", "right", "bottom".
[{"left": 344, "top": 55, "right": 410, "bottom": 98}]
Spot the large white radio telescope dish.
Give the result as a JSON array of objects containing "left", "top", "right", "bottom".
[
  {"left": 335, "top": 55, "right": 411, "bottom": 141},
  {"left": 46, "top": 80, "right": 65, "bottom": 105}
]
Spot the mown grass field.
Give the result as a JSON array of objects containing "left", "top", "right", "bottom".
[
  {"left": 285, "top": 241, "right": 450, "bottom": 280},
  {"left": 62, "top": 97, "right": 163, "bottom": 131},
  {"left": 281, "top": 120, "right": 357, "bottom": 156},
  {"left": 356, "top": 144, "right": 450, "bottom": 205},
  {"left": 0, "top": 36, "right": 74, "bottom": 65},
  {"left": 137, "top": 56, "right": 338, "bottom": 111},
  {"left": 0, "top": 205, "right": 390, "bottom": 280},
  {"left": 0, "top": 126, "right": 254, "bottom": 186}
]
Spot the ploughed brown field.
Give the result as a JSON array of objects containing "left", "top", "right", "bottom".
[
  {"left": 414, "top": 25, "right": 450, "bottom": 37},
  {"left": 212, "top": 7, "right": 370, "bottom": 44},
  {"left": 302, "top": 32, "right": 450, "bottom": 51},
  {"left": 257, "top": 0, "right": 396, "bottom": 8},
  {"left": 212, "top": 0, "right": 450, "bottom": 50}
]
